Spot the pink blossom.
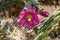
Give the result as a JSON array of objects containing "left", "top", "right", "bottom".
[{"left": 17, "top": 7, "right": 41, "bottom": 29}]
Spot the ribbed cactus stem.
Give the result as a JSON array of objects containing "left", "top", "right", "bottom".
[{"left": 34, "top": 8, "right": 60, "bottom": 40}]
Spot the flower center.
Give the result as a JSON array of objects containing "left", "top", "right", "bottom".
[{"left": 25, "top": 14, "right": 33, "bottom": 21}]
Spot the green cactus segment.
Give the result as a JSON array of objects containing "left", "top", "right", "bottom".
[
  {"left": 35, "top": 16, "right": 60, "bottom": 40},
  {"left": 32, "top": 0, "right": 42, "bottom": 11},
  {"left": 34, "top": 8, "right": 60, "bottom": 40}
]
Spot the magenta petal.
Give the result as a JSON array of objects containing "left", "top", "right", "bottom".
[
  {"left": 33, "top": 12, "right": 39, "bottom": 16},
  {"left": 28, "top": 7, "right": 36, "bottom": 13},
  {"left": 33, "top": 14, "right": 41, "bottom": 24},
  {"left": 20, "top": 9, "right": 28, "bottom": 14},
  {"left": 17, "top": 18, "right": 24, "bottom": 27},
  {"left": 25, "top": 22, "right": 31, "bottom": 29},
  {"left": 34, "top": 18, "right": 40, "bottom": 24},
  {"left": 25, "top": 20, "right": 34, "bottom": 29},
  {"left": 19, "top": 9, "right": 28, "bottom": 18}
]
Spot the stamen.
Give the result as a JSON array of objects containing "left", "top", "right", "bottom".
[
  {"left": 25, "top": 14, "right": 33, "bottom": 21},
  {"left": 28, "top": 18, "right": 31, "bottom": 21}
]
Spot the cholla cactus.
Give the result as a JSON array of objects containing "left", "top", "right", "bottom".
[{"left": 34, "top": 8, "right": 60, "bottom": 40}]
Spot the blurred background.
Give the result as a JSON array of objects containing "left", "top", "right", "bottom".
[{"left": 0, "top": 0, "right": 60, "bottom": 40}]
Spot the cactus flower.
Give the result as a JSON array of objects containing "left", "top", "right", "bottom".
[
  {"left": 40, "top": 11, "right": 50, "bottom": 17},
  {"left": 17, "top": 7, "right": 41, "bottom": 29}
]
